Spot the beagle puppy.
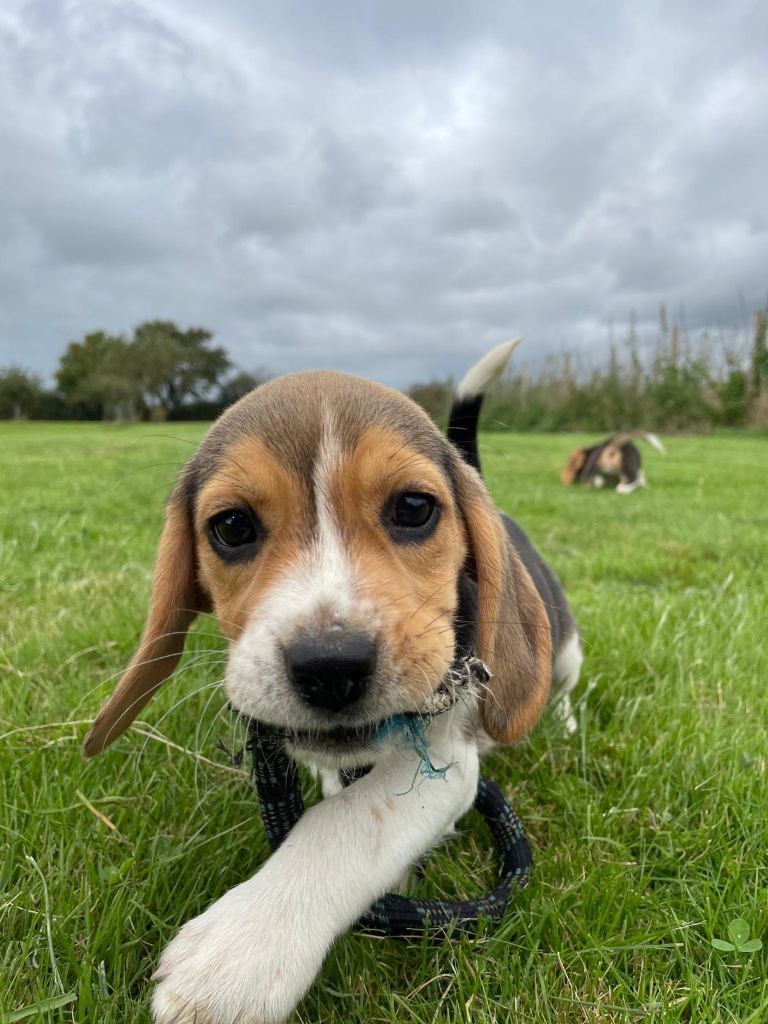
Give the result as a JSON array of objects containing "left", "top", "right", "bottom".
[
  {"left": 561, "top": 431, "right": 665, "bottom": 494},
  {"left": 84, "top": 339, "right": 581, "bottom": 1024}
]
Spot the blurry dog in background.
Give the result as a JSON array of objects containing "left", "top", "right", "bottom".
[{"left": 561, "top": 431, "right": 665, "bottom": 493}]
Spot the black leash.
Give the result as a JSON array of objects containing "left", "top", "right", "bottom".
[{"left": 242, "top": 715, "right": 532, "bottom": 938}]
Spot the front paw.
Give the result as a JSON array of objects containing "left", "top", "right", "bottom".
[{"left": 151, "top": 883, "right": 319, "bottom": 1024}]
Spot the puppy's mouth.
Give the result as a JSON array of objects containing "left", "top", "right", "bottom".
[
  {"left": 284, "top": 657, "right": 489, "bottom": 759},
  {"left": 287, "top": 720, "right": 382, "bottom": 757}
]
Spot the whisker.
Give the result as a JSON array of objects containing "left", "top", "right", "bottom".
[{"left": 132, "top": 678, "right": 226, "bottom": 776}]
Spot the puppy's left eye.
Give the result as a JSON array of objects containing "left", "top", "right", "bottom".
[
  {"left": 391, "top": 492, "right": 435, "bottom": 527},
  {"left": 206, "top": 507, "right": 261, "bottom": 561},
  {"left": 384, "top": 491, "right": 439, "bottom": 542}
]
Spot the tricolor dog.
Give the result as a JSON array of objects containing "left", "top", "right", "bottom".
[
  {"left": 560, "top": 431, "right": 666, "bottom": 493},
  {"left": 84, "top": 339, "right": 581, "bottom": 1024}
]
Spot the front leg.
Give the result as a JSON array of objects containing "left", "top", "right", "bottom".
[{"left": 152, "top": 723, "right": 480, "bottom": 1024}]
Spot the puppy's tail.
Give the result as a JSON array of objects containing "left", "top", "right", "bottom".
[
  {"left": 611, "top": 430, "right": 666, "bottom": 455},
  {"left": 447, "top": 338, "right": 521, "bottom": 474}
]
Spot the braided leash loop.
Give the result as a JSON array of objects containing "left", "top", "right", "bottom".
[
  {"left": 245, "top": 721, "right": 305, "bottom": 850},
  {"left": 246, "top": 718, "right": 532, "bottom": 937}
]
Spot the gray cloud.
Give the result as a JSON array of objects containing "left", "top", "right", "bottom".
[{"left": 1, "top": 0, "right": 766, "bottom": 386}]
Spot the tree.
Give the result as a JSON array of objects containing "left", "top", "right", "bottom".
[
  {"left": 216, "top": 370, "right": 266, "bottom": 408},
  {"left": 751, "top": 307, "right": 768, "bottom": 392},
  {"left": 132, "top": 321, "right": 231, "bottom": 419},
  {"left": 0, "top": 367, "right": 46, "bottom": 419},
  {"left": 55, "top": 331, "right": 141, "bottom": 420}
]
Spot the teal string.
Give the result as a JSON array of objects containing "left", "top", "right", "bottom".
[{"left": 375, "top": 714, "right": 453, "bottom": 779}]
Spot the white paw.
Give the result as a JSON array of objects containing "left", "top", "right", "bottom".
[{"left": 151, "top": 880, "right": 322, "bottom": 1024}]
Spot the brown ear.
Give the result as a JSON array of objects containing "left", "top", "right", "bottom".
[
  {"left": 82, "top": 488, "right": 209, "bottom": 757},
  {"left": 561, "top": 447, "right": 586, "bottom": 485},
  {"left": 454, "top": 461, "right": 552, "bottom": 744}
]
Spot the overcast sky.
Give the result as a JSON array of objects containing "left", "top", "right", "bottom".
[{"left": 1, "top": 0, "right": 766, "bottom": 387}]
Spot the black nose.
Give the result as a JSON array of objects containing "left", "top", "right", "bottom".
[{"left": 284, "top": 630, "right": 377, "bottom": 712}]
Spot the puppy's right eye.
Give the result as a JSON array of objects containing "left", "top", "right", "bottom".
[{"left": 207, "top": 508, "right": 260, "bottom": 555}]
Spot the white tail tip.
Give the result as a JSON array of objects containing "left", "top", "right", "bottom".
[
  {"left": 645, "top": 432, "right": 666, "bottom": 455},
  {"left": 456, "top": 338, "right": 522, "bottom": 399}
]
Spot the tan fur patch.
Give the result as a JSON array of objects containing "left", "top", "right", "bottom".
[
  {"left": 194, "top": 436, "right": 312, "bottom": 639},
  {"left": 328, "top": 427, "right": 467, "bottom": 706},
  {"left": 561, "top": 447, "right": 587, "bottom": 485},
  {"left": 597, "top": 444, "right": 622, "bottom": 475}
]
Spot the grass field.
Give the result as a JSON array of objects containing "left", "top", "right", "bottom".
[{"left": 1, "top": 422, "right": 767, "bottom": 1023}]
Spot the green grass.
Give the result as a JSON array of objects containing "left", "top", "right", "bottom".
[{"left": 1, "top": 422, "right": 767, "bottom": 1023}]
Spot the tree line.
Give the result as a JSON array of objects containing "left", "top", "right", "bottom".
[
  {"left": 410, "top": 306, "right": 768, "bottom": 433},
  {"left": 0, "top": 321, "right": 263, "bottom": 422},
  {"left": 2, "top": 306, "right": 768, "bottom": 430}
]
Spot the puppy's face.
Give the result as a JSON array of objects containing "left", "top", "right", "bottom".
[
  {"left": 193, "top": 388, "right": 466, "bottom": 762},
  {"left": 84, "top": 372, "right": 552, "bottom": 763}
]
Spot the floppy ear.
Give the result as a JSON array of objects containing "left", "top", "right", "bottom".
[
  {"left": 453, "top": 461, "right": 552, "bottom": 744},
  {"left": 82, "top": 486, "right": 210, "bottom": 757},
  {"left": 561, "top": 447, "right": 586, "bottom": 485}
]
